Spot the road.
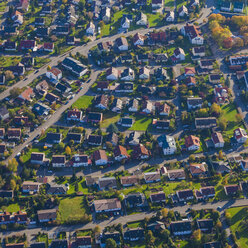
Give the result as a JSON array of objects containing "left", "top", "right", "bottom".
[{"left": 1, "top": 198, "right": 248, "bottom": 243}]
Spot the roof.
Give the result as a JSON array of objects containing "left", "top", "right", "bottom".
[
  {"left": 190, "top": 163, "right": 206, "bottom": 175},
  {"left": 120, "top": 175, "right": 139, "bottom": 185},
  {"left": 195, "top": 117, "right": 217, "bottom": 128},
  {"left": 8, "top": 128, "right": 21, "bottom": 137},
  {"left": 94, "top": 198, "right": 121, "bottom": 211},
  {"left": 76, "top": 236, "right": 92, "bottom": 246},
  {"left": 187, "top": 97, "right": 203, "bottom": 106},
  {"left": 184, "top": 67, "right": 196, "bottom": 75},
  {"left": 133, "top": 32, "right": 145, "bottom": 44},
  {"left": 92, "top": 149, "right": 107, "bottom": 161},
  {"left": 67, "top": 133, "right": 82, "bottom": 142},
  {"left": 19, "top": 87, "right": 33, "bottom": 101},
  {"left": 116, "top": 37, "right": 128, "bottom": 47},
  {"left": 67, "top": 108, "right": 82, "bottom": 119},
  {"left": 37, "top": 208, "right": 57, "bottom": 221},
  {"left": 167, "top": 169, "right": 186, "bottom": 179},
  {"left": 177, "top": 189, "right": 194, "bottom": 199},
  {"left": 200, "top": 186, "right": 215, "bottom": 196},
  {"left": 88, "top": 134, "right": 102, "bottom": 145},
  {"left": 234, "top": 128, "right": 247, "bottom": 139},
  {"left": 132, "top": 144, "right": 149, "bottom": 158},
  {"left": 170, "top": 220, "right": 191, "bottom": 232},
  {"left": 95, "top": 94, "right": 109, "bottom": 108},
  {"left": 157, "top": 134, "right": 176, "bottom": 149},
  {"left": 185, "top": 135, "right": 200, "bottom": 148},
  {"left": 31, "top": 152, "right": 45, "bottom": 161},
  {"left": 49, "top": 67, "right": 62, "bottom": 76},
  {"left": 46, "top": 132, "right": 61, "bottom": 142},
  {"left": 51, "top": 155, "right": 66, "bottom": 164},
  {"left": 150, "top": 191, "right": 166, "bottom": 202},
  {"left": 98, "top": 177, "right": 117, "bottom": 189},
  {"left": 144, "top": 171, "right": 160, "bottom": 181},
  {"left": 114, "top": 145, "right": 129, "bottom": 157},
  {"left": 211, "top": 132, "right": 224, "bottom": 144},
  {"left": 224, "top": 184, "right": 239, "bottom": 194}
]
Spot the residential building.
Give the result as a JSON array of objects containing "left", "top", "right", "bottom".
[
  {"left": 94, "top": 198, "right": 121, "bottom": 214},
  {"left": 98, "top": 177, "right": 117, "bottom": 190},
  {"left": 62, "top": 57, "right": 88, "bottom": 77},
  {"left": 144, "top": 172, "right": 161, "bottom": 183},
  {"left": 120, "top": 175, "right": 139, "bottom": 187},
  {"left": 157, "top": 135, "right": 177, "bottom": 155},
  {"left": 37, "top": 209, "right": 57, "bottom": 223},
  {"left": 51, "top": 155, "right": 66, "bottom": 167},
  {"left": 46, "top": 67, "right": 62, "bottom": 81},
  {"left": 176, "top": 189, "right": 194, "bottom": 201},
  {"left": 170, "top": 221, "right": 192, "bottom": 235},
  {"left": 211, "top": 132, "right": 224, "bottom": 148},
  {"left": 92, "top": 150, "right": 108, "bottom": 166},
  {"left": 185, "top": 135, "right": 200, "bottom": 151},
  {"left": 234, "top": 128, "right": 248, "bottom": 143},
  {"left": 114, "top": 145, "right": 129, "bottom": 161},
  {"left": 195, "top": 117, "right": 217, "bottom": 129},
  {"left": 180, "top": 24, "right": 204, "bottom": 45},
  {"left": 150, "top": 191, "right": 166, "bottom": 203}
]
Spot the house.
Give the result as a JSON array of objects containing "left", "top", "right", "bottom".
[
  {"left": 221, "top": 1, "right": 232, "bottom": 11},
  {"left": 165, "top": 11, "right": 175, "bottom": 22},
  {"left": 55, "top": 26, "right": 69, "bottom": 35},
  {"left": 45, "top": 92, "right": 59, "bottom": 104},
  {"left": 121, "top": 68, "right": 135, "bottom": 81},
  {"left": 0, "top": 190, "right": 13, "bottom": 199},
  {"left": 35, "top": 80, "right": 49, "bottom": 94},
  {"left": 125, "top": 192, "right": 145, "bottom": 208},
  {"left": 167, "top": 169, "right": 186, "bottom": 180},
  {"left": 234, "top": 128, "right": 248, "bottom": 143},
  {"left": 196, "top": 186, "right": 215, "bottom": 200},
  {"left": 214, "top": 86, "right": 229, "bottom": 105},
  {"left": 144, "top": 172, "right": 161, "bottom": 183},
  {"left": 86, "top": 22, "right": 95, "bottom": 35},
  {"left": 19, "top": 40, "right": 36, "bottom": 51},
  {"left": 211, "top": 132, "right": 224, "bottom": 148},
  {"left": 0, "top": 107, "right": 9, "bottom": 120},
  {"left": 120, "top": 54, "right": 133, "bottom": 64},
  {"left": 101, "top": 7, "right": 111, "bottom": 23},
  {"left": 147, "top": 221, "right": 166, "bottom": 232},
  {"left": 189, "top": 163, "right": 207, "bottom": 177},
  {"left": 154, "top": 53, "right": 168, "bottom": 64},
  {"left": 31, "top": 152, "right": 45, "bottom": 165},
  {"left": 121, "top": 17, "right": 130, "bottom": 29},
  {"left": 66, "top": 36, "right": 80, "bottom": 45},
  {"left": 120, "top": 175, "right": 139, "bottom": 187},
  {"left": 173, "top": 47, "right": 185, "bottom": 61},
  {"left": 71, "top": 154, "right": 89, "bottom": 167},
  {"left": 94, "top": 198, "right": 121, "bottom": 214},
  {"left": 213, "top": 161, "right": 231, "bottom": 174},
  {"left": 133, "top": 33, "right": 145, "bottom": 46},
  {"left": 139, "top": 67, "right": 150, "bottom": 79},
  {"left": 51, "top": 155, "right": 66, "bottom": 167},
  {"left": 97, "top": 81, "right": 109, "bottom": 91},
  {"left": 195, "top": 117, "right": 217, "bottom": 129},
  {"left": 67, "top": 109, "right": 82, "bottom": 122},
  {"left": 119, "top": 117, "right": 134, "bottom": 127},
  {"left": 137, "top": 53, "right": 149, "bottom": 63},
  {"left": 126, "top": 131, "right": 141, "bottom": 146},
  {"left": 187, "top": 97, "right": 203, "bottom": 110},
  {"left": 98, "top": 177, "right": 117, "bottom": 190},
  {"left": 152, "top": 0, "right": 163, "bottom": 10},
  {"left": 136, "top": 12, "right": 148, "bottom": 25},
  {"left": 128, "top": 99, "right": 139, "bottom": 112},
  {"left": 43, "top": 42, "right": 54, "bottom": 52},
  {"left": 157, "top": 102, "right": 170, "bottom": 116},
  {"left": 185, "top": 135, "right": 200, "bottom": 151},
  {"left": 142, "top": 101, "right": 153, "bottom": 114},
  {"left": 185, "top": 76, "right": 196, "bottom": 86},
  {"left": 50, "top": 240, "right": 68, "bottom": 248},
  {"left": 132, "top": 144, "right": 150, "bottom": 160},
  {"left": 92, "top": 150, "right": 108, "bottom": 166},
  {"left": 209, "top": 74, "right": 221, "bottom": 84},
  {"left": 46, "top": 133, "right": 62, "bottom": 144},
  {"left": 224, "top": 185, "right": 239, "bottom": 196},
  {"left": 33, "top": 103, "right": 50, "bottom": 116},
  {"left": 197, "top": 219, "right": 213, "bottom": 232},
  {"left": 178, "top": 5, "right": 188, "bottom": 17},
  {"left": 74, "top": 236, "right": 92, "bottom": 248},
  {"left": 114, "top": 145, "right": 129, "bottom": 161},
  {"left": 98, "top": 41, "right": 113, "bottom": 52},
  {"left": 184, "top": 67, "right": 196, "bottom": 77},
  {"left": 7, "top": 128, "right": 21, "bottom": 140},
  {"left": 170, "top": 221, "right": 192, "bottom": 235},
  {"left": 106, "top": 67, "right": 119, "bottom": 81},
  {"left": 37, "top": 209, "right": 57, "bottom": 223},
  {"left": 153, "top": 119, "right": 170, "bottom": 130},
  {"left": 112, "top": 98, "right": 123, "bottom": 113},
  {"left": 192, "top": 46, "right": 205, "bottom": 57},
  {"left": 181, "top": 24, "right": 204, "bottom": 45},
  {"left": 150, "top": 191, "right": 166, "bottom": 203},
  {"left": 0, "top": 128, "right": 5, "bottom": 139},
  {"left": 17, "top": 87, "right": 34, "bottom": 103},
  {"left": 46, "top": 67, "right": 62, "bottom": 81},
  {"left": 47, "top": 183, "right": 68, "bottom": 195},
  {"left": 67, "top": 133, "right": 82, "bottom": 143},
  {"left": 116, "top": 37, "right": 128, "bottom": 51},
  {"left": 95, "top": 95, "right": 109, "bottom": 109},
  {"left": 234, "top": 1, "right": 244, "bottom": 12},
  {"left": 100, "top": 232, "right": 121, "bottom": 247},
  {"left": 199, "top": 59, "right": 214, "bottom": 70},
  {"left": 176, "top": 189, "right": 194, "bottom": 201},
  {"left": 88, "top": 134, "right": 102, "bottom": 146},
  {"left": 22, "top": 181, "right": 40, "bottom": 194},
  {"left": 106, "top": 133, "right": 118, "bottom": 147},
  {"left": 124, "top": 228, "right": 145, "bottom": 242},
  {"left": 7, "top": 63, "right": 25, "bottom": 76},
  {"left": 87, "top": 112, "right": 103, "bottom": 123},
  {"left": 62, "top": 57, "right": 88, "bottom": 77},
  {"left": 4, "top": 41, "right": 17, "bottom": 51},
  {"left": 157, "top": 135, "right": 177, "bottom": 155}
]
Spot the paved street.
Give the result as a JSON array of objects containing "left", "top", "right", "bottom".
[{"left": 0, "top": 198, "right": 248, "bottom": 243}]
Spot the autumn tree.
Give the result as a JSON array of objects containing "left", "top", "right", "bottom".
[
  {"left": 219, "top": 117, "right": 228, "bottom": 131},
  {"left": 161, "top": 208, "right": 169, "bottom": 218},
  {"left": 65, "top": 146, "right": 71, "bottom": 156},
  {"left": 5, "top": 70, "right": 15, "bottom": 81},
  {"left": 10, "top": 179, "right": 16, "bottom": 190},
  {"left": 235, "top": 113, "right": 242, "bottom": 122},
  {"left": 105, "top": 238, "right": 117, "bottom": 248},
  {"left": 10, "top": 87, "right": 22, "bottom": 98},
  {"left": 8, "top": 158, "right": 18, "bottom": 172}
]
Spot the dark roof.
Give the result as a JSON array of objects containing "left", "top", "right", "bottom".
[
  {"left": 88, "top": 134, "right": 102, "bottom": 145},
  {"left": 88, "top": 112, "right": 102, "bottom": 122},
  {"left": 170, "top": 220, "right": 191, "bottom": 233},
  {"left": 125, "top": 193, "right": 144, "bottom": 206},
  {"left": 101, "top": 232, "right": 121, "bottom": 244},
  {"left": 30, "top": 242, "right": 46, "bottom": 248},
  {"left": 0, "top": 190, "right": 13, "bottom": 198},
  {"left": 67, "top": 133, "right": 82, "bottom": 142},
  {"left": 150, "top": 191, "right": 166, "bottom": 202},
  {"left": 51, "top": 155, "right": 66, "bottom": 164},
  {"left": 124, "top": 228, "right": 145, "bottom": 240},
  {"left": 197, "top": 219, "right": 213, "bottom": 231},
  {"left": 50, "top": 240, "right": 68, "bottom": 248},
  {"left": 46, "top": 132, "right": 61, "bottom": 143}
]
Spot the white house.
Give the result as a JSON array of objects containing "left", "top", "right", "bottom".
[
  {"left": 121, "top": 68, "right": 135, "bottom": 81},
  {"left": 157, "top": 135, "right": 177, "bottom": 155},
  {"left": 234, "top": 128, "right": 248, "bottom": 143},
  {"left": 211, "top": 132, "right": 224, "bottom": 148},
  {"left": 86, "top": 22, "right": 95, "bottom": 35},
  {"left": 136, "top": 12, "right": 148, "bottom": 26},
  {"left": 93, "top": 150, "right": 108, "bottom": 166},
  {"left": 178, "top": 5, "right": 188, "bottom": 17},
  {"left": 180, "top": 24, "right": 204, "bottom": 45},
  {"left": 139, "top": 67, "right": 150, "bottom": 79},
  {"left": 174, "top": 48, "right": 185, "bottom": 61},
  {"left": 106, "top": 67, "right": 119, "bottom": 80},
  {"left": 185, "top": 135, "right": 200, "bottom": 151},
  {"left": 142, "top": 101, "right": 153, "bottom": 114},
  {"left": 46, "top": 67, "right": 62, "bottom": 81},
  {"left": 121, "top": 17, "right": 130, "bottom": 29},
  {"left": 133, "top": 33, "right": 145, "bottom": 46},
  {"left": 165, "top": 11, "right": 175, "bottom": 22},
  {"left": 116, "top": 37, "right": 128, "bottom": 51}
]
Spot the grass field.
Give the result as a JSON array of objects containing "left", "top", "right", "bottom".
[
  {"left": 20, "top": 147, "right": 53, "bottom": 163},
  {"left": 34, "top": 57, "right": 51, "bottom": 69},
  {"left": 0, "top": 1, "right": 7, "bottom": 12},
  {"left": 130, "top": 116, "right": 152, "bottom": 131},
  {"left": 1, "top": 203, "right": 20, "bottom": 213},
  {"left": 100, "top": 112, "right": 120, "bottom": 129},
  {"left": 0, "top": 56, "right": 21, "bottom": 67},
  {"left": 72, "top": 95, "right": 94, "bottom": 109},
  {"left": 221, "top": 103, "right": 244, "bottom": 137},
  {"left": 64, "top": 179, "right": 89, "bottom": 195},
  {"left": 165, "top": 0, "right": 175, "bottom": 8},
  {"left": 226, "top": 206, "right": 248, "bottom": 247},
  {"left": 147, "top": 13, "right": 163, "bottom": 27},
  {"left": 57, "top": 197, "right": 88, "bottom": 224}
]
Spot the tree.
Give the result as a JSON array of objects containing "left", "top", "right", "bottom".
[
  {"left": 58, "top": 142, "right": 65, "bottom": 151},
  {"left": 192, "top": 229, "right": 201, "bottom": 241},
  {"left": 75, "top": 182, "right": 79, "bottom": 192},
  {"left": 189, "top": 154, "right": 195, "bottom": 162},
  {"left": 5, "top": 70, "right": 15, "bottom": 81},
  {"left": 147, "top": 230, "right": 155, "bottom": 245},
  {"left": 93, "top": 225, "right": 101, "bottom": 234},
  {"left": 47, "top": 65, "right": 51, "bottom": 71},
  {"left": 219, "top": 150, "right": 223, "bottom": 160},
  {"left": 161, "top": 208, "right": 168, "bottom": 218},
  {"left": 10, "top": 179, "right": 16, "bottom": 190},
  {"left": 8, "top": 158, "right": 18, "bottom": 172},
  {"left": 219, "top": 117, "right": 228, "bottom": 131},
  {"left": 105, "top": 238, "right": 117, "bottom": 248},
  {"left": 99, "top": 20, "right": 105, "bottom": 29},
  {"left": 211, "top": 103, "right": 221, "bottom": 116},
  {"left": 235, "top": 113, "right": 242, "bottom": 123},
  {"left": 10, "top": 87, "right": 22, "bottom": 98}
]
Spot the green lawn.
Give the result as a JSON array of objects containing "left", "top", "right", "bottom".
[
  {"left": 100, "top": 112, "right": 120, "bottom": 129},
  {"left": 72, "top": 95, "right": 94, "bottom": 109},
  {"left": 57, "top": 197, "right": 89, "bottom": 224},
  {"left": 1, "top": 203, "right": 20, "bottom": 213},
  {"left": 221, "top": 103, "right": 244, "bottom": 137},
  {"left": 65, "top": 179, "right": 89, "bottom": 195},
  {"left": 164, "top": 0, "right": 175, "bottom": 8},
  {"left": 0, "top": 1, "right": 7, "bottom": 12},
  {"left": 129, "top": 116, "right": 152, "bottom": 131},
  {"left": 127, "top": 221, "right": 143, "bottom": 228},
  {"left": 226, "top": 206, "right": 248, "bottom": 247},
  {"left": 20, "top": 147, "right": 54, "bottom": 163},
  {"left": 34, "top": 57, "right": 51, "bottom": 69},
  {"left": 147, "top": 13, "right": 163, "bottom": 27},
  {"left": 0, "top": 56, "right": 21, "bottom": 67}
]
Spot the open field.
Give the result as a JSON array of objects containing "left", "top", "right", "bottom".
[{"left": 72, "top": 95, "right": 94, "bottom": 109}]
